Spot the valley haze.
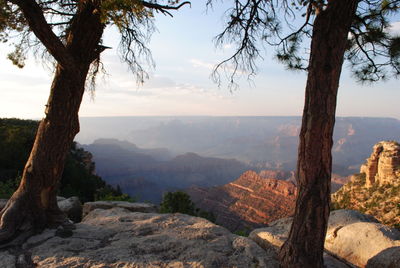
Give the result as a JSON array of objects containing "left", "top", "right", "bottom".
[{"left": 76, "top": 116, "right": 400, "bottom": 202}]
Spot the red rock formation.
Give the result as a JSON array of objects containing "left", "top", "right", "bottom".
[
  {"left": 360, "top": 141, "right": 400, "bottom": 187},
  {"left": 258, "top": 170, "right": 289, "bottom": 180},
  {"left": 187, "top": 170, "right": 296, "bottom": 232}
]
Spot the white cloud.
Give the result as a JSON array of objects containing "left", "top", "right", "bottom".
[
  {"left": 388, "top": 21, "right": 400, "bottom": 35},
  {"left": 189, "top": 58, "right": 215, "bottom": 70},
  {"left": 223, "top": 44, "right": 233, "bottom": 50}
]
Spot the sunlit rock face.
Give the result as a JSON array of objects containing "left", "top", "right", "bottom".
[
  {"left": 361, "top": 141, "right": 400, "bottom": 187},
  {"left": 187, "top": 170, "right": 296, "bottom": 232}
]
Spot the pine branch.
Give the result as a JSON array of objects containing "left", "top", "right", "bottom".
[
  {"left": 7, "top": 0, "right": 75, "bottom": 68},
  {"left": 141, "top": 1, "right": 191, "bottom": 17}
]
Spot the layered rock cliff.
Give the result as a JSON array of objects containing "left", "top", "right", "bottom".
[
  {"left": 332, "top": 141, "right": 400, "bottom": 228},
  {"left": 360, "top": 141, "right": 400, "bottom": 187},
  {"left": 187, "top": 171, "right": 296, "bottom": 232}
]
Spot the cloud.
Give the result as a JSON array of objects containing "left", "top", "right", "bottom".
[
  {"left": 142, "top": 76, "right": 176, "bottom": 89},
  {"left": 189, "top": 59, "right": 215, "bottom": 70},
  {"left": 388, "top": 21, "right": 400, "bottom": 35},
  {"left": 223, "top": 44, "right": 233, "bottom": 50}
]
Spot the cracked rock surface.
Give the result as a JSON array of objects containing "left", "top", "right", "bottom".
[
  {"left": 250, "top": 209, "right": 400, "bottom": 268},
  {"left": 1, "top": 207, "right": 279, "bottom": 268}
]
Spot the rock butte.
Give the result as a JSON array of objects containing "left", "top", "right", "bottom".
[
  {"left": 332, "top": 140, "right": 400, "bottom": 227},
  {"left": 360, "top": 141, "right": 400, "bottom": 187}
]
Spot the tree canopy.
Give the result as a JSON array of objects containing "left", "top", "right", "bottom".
[
  {"left": 208, "top": 0, "right": 400, "bottom": 86},
  {"left": 0, "top": 0, "right": 189, "bottom": 245},
  {"left": 209, "top": 0, "right": 399, "bottom": 267},
  {"left": 1, "top": 0, "right": 190, "bottom": 83}
]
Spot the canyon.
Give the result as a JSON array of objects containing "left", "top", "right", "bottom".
[{"left": 187, "top": 171, "right": 297, "bottom": 232}]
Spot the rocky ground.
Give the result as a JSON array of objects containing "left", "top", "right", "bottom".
[
  {"left": 0, "top": 206, "right": 278, "bottom": 268},
  {"left": 2, "top": 197, "right": 399, "bottom": 267}
]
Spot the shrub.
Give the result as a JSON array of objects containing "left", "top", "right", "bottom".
[
  {"left": 160, "top": 191, "right": 216, "bottom": 222},
  {"left": 160, "top": 191, "right": 196, "bottom": 215},
  {"left": 0, "top": 176, "right": 21, "bottom": 199},
  {"left": 234, "top": 228, "right": 250, "bottom": 237}
]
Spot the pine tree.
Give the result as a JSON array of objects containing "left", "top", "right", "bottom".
[
  {"left": 0, "top": 0, "right": 189, "bottom": 245},
  {"left": 209, "top": 0, "right": 400, "bottom": 266}
]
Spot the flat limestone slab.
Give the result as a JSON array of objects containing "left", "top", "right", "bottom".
[{"left": 2, "top": 208, "right": 279, "bottom": 268}]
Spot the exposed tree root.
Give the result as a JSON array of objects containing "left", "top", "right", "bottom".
[{"left": 0, "top": 191, "right": 65, "bottom": 246}]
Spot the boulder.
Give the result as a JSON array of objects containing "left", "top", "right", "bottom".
[
  {"left": 326, "top": 209, "right": 379, "bottom": 239},
  {"left": 56, "top": 196, "right": 66, "bottom": 202},
  {"left": 249, "top": 216, "right": 292, "bottom": 250},
  {"left": 248, "top": 217, "right": 349, "bottom": 268},
  {"left": 250, "top": 209, "right": 400, "bottom": 267},
  {"left": 14, "top": 208, "right": 279, "bottom": 267},
  {"left": 82, "top": 201, "right": 157, "bottom": 217},
  {"left": 366, "top": 246, "right": 400, "bottom": 268},
  {"left": 325, "top": 222, "right": 400, "bottom": 267},
  {"left": 58, "top": 196, "right": 82, "bottom": 223}
]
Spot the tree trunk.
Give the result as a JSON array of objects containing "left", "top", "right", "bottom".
[
  {"left": 0, "top": 1, "right": 104, "bottom": 244},
  {"left": 279, "top": 0, "right": 358, "bottom": 267}
]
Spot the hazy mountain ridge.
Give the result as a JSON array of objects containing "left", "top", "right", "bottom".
[
  {"left": 77, "top": 116, "right": 400, "bottom": 175},
  {"left": 82, "top": 139, "right": 250, "bottom": 203}
]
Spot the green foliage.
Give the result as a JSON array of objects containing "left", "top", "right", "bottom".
[
  {"left": 0, "top": 2, "right": 26, "bottom": 42},
  {"left": 97, "top": 193, "right": 135, "bottom": 202},
  {"left": 234, "top": 228, "right": 250, "bottom": 237},
  {"left": 159, "top": 191, "right": 216, "bottom": 222},
  {"left": 100, "top": 0, "right": 148, "bottom": 25},
  {"left": 160, "top": 191, "right": 196, "bottom": 215},
  {"left": 0, "top": 118, "right": 38, "bottom": 183},
  {"left": 0, "top": 176, "right": 20, "bottom": 199},
  {"left": 0, "top": 118, "right": 131, "bottom": 203},
  {"left": 196, "top": 208, "right": 216, "bottom": 223},
  {"left": 94, "top": 184, "right": 136, "bottom": 202}
]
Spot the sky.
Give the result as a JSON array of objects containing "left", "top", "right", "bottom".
[{"left": 0, "top": 2, "right": 399, "bottom": 120}]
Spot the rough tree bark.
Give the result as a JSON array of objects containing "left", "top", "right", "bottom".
[
  {"left": 279, "top": 0, "right": 359, "bottom": 267},
  {"left": 0, "top": 0, "right": 104, "bottom": 244}
]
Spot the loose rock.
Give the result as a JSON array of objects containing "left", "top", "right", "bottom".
[
  {"left": 58, "top": 196, "right": 82, "bottom": 222},
  {"left": 82, "top": 201, "right": 157, "bottom": 217}
]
